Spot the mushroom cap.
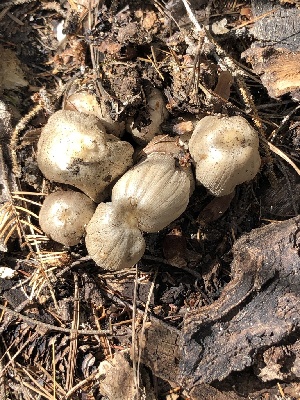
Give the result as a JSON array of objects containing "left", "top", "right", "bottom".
[
  {"left": 39, "top": 190, "right": 96, "bottom": 246},
  {"left": 112, "top": 153, "right": 191, "bottom": 232},
  {"left": 85, "top": 202, "right": 145, "bottom": 271},
  {"left": 126, "top": 88, "right": 169, "bottom": 144},
  {"left": 37, "top": 110, "right": 133, "bottom": 202},
  {"left": 65, "top": 91, "right": 125, "bottom": 137},
  {"left": 189, "top": 115, "right": 261, "bottom": 196}
]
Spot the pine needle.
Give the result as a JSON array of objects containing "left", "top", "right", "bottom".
[
  {"left": 3, "top": 224, "right": 18, "bottom": 245},
  {"left": 15, "top": 205, "right": 40, "bottom": 219},
  {"left": 19, "top": 219, "right": 44, "bottom": 234}
]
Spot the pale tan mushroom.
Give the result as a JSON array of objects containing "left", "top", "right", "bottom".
[
  {"left": 37, "top": 110, "right": 134, "bottom": 202},
  {"left": 189, "top": 115, "right": 261, "bottom": 196},
  {"left": 65, "top": 91, "right": 125, "bottom": 137},
  {"left": 39, "top": 190, "right": 96, "bottom": 246},
  {"left": 112, "top": 153, "right": 191, "bottom": 232},
  {"left": 85, "top": 152, "right": 191, "bottom": 271},
  {"left": 85, "top": 202, "right": 145, "bottom": 271}
]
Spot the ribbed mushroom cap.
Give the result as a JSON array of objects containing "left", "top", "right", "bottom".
[
  {"left": 112, "top": 153, "right": 190, "bottom": 232},
  {"left": 85, "top": 202, "right": 145, "bottom": 271}
]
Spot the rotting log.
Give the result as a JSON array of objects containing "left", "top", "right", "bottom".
[
  {"left": 138, "top": 217, "right": 300, "bottom": 398},
  {"left": 242, "top": 0, "right": 300, "bottom": 98}
]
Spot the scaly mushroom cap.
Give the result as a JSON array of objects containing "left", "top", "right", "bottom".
[
  {"left": 39, "top": 190, "right": 96, "bottom": 246},
  {"left": 189, "top": 115, "right": 261, "bottom": 196},
  {"left": 37, "top": 110, "right": 133, "bottom": 202},
  {"left": 85, "top": 202, "right": 145, "bottom": 271},
  {"left": 112, "top": 153, "right": 190, "bottom": 232}
]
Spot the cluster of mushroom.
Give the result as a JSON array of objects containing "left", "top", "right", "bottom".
[
  {"left": 37, "top": 90, "right": 261, "bottom": 271},
  {"left": 85, "top": 152, "right": 191, "bottom": 270}
]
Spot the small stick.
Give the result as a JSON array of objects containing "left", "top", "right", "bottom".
[{"left": 0, "top": 304, "right": 110, "bottom": 335}]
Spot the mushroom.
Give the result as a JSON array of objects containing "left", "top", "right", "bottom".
[
  {"left": 39, "top": 190, "right": 96, "bottom": 246},
  {"left": 189, "top": 115, "right": 261, "bottom": 196},
  {"left": 65, "top": 91, "right": 125, "bottom": 137},
  {"left": 85, "top": 202, "right": 145, "bottom": 271},
  {"left": 85, "top": 152, "right": 191, "bottom": 270},
  {"left": 37, "top": 110, "right": 134, "bottom": 202},
  {"left": 126, "top": 87, "right": 169, "bottom": 144},
  {"left": 112, "top": 152, "right": 191, "bottom": 232}
]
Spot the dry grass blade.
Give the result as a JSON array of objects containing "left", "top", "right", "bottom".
[
  {"left": 0, "top": 203, "right": 16, "bottom": 234},
  {"left": 65, "top": 369, "right": 99, "bottom": 399},
  {"left": 19, "top": 365, "right": 55, "bottom": 400},
  {"left": 132, "top": 268, "right": 157, "bottom": 399},
  {"left": 0, "top": 332, "right": 39, "bottom": 375},
  {"left": 0, "top": 217, "right": 17, "bottom": 242},
  {"left": 10, "top": 103, "right": 43, "bottom": 176},
  {"left": 132, "top": 266, "right": 139, "bottom": 398},
  {"left": 66, "top": 273, "right": 79, "bottom": 391},
  {"left": 267, "top": 141, "right": 300, "bottom": 176},
  {"left": 36, "top": 362, "right": 66, "bottom": 397},
  {"left": 136, "top": 271, "right": 157, "bottom": 396},
  {"left": 3, "top": 223, "right": 18, "bottom": 245},
  {"left": 52, "top": 340, "right": 56, "bottom": 399},
  {"left": 12, "top": 191, "right": 46, "bottom": 196},
  {"left": 0, "top": 202, "right": 23, "bottom": 249},
  {"left": 19, "top": 219, "right": 44, "bottom": 234},
  {"left": 5, "top": 191, "right": 61, "bottom": 305},
  {"left": 15, "top": 205, "right": 40, "bottom": 219},
  {"left": 0, "top": 346, "right": 6, "bottom": 399},
  {"left": 25, "top": 234, "right": 50, "bottom": 245},
  {"left": 1, "top": 338, "right": 33, "bottom": 400}
]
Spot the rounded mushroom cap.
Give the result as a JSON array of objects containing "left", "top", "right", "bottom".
[
  {"left": 65, "top": 91, "right": 125, "bottom": 137},
  {"left": 37, "top": 110, "right": 134, "bottom": 202},
  {"left": 126, "top": 88, "right": 169, "bottom": 144},
  {"left": 85, "top": 202, "right": 145, "bottom": 271},
  {"left": 112, "top": 153, "right": 191, "bottom": 233},
  {"left": 189, "top": 115, "right": 261, "bottom": 196},
  {"left": 39, "top": 190, "right": 96, "bottom": 246}
]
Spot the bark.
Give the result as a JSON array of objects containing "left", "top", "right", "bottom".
[{"left": 138, "top": 217, "right": 300, "bottom": 397}]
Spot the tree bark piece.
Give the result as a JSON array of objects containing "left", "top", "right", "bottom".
[
  {"left": 180, "top": 217, "right": 300, "bottom": 388},
  {"left": 250, "top": 0, "right": 300, "bottom": 50},
  {"left": 138, "top": 217, "right": 300, "bottom": 397},
  {"left": 242, "top": 0, "right": 300, "bottom": 98}
]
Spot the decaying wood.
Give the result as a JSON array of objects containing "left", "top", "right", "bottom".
[
  {"left": 136, "top": 317, "right": 181, "bottom": 385},
  {"left": 138, "top": 217, "right": 300, "bottom": 397},
  {"left": 243, "top": 46, "right": 300, "bottom": 98},
  {"left": 181, "top": 216, "right": 300, "bottom": 388},
  {"left": 250, "top": 0, "right": 300, "bottom": 50},
  {"left": 242, "top": 0, "right": 300, "bottom": 98},
  {"left": 98, "top": 350, "right": 156, "bottom": 400}
]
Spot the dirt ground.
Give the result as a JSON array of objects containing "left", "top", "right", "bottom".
[{"left": 0, "top": 0, "right": 299, "bottom": 399}]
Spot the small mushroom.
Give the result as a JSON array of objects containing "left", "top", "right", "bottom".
[
  {"left": 189, "top": 115, "right": 261, "bottom": 196},
  {"left": 126, "top": 87, "right": 168, "bottom": 144},
  {"left": 37, "top": 110, "right": 134, "bottom": 202},
  {"left": 85, "top": 202, "right": 145, "bottom": 271},
  {"left": 39, "top": 190, "right": 96, "bottom": 246},
  {"left": 112, "top": 153, "right": 191, "bottom": 232},
  {"left": 65, "top": 91, "right": 125, "bottom": 137}
]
